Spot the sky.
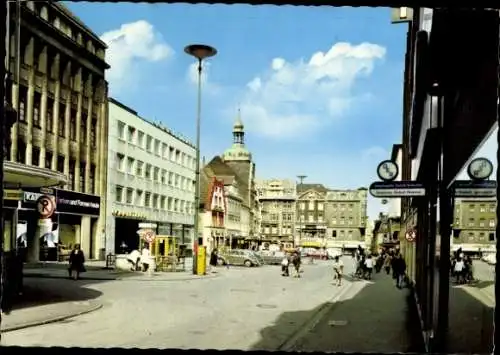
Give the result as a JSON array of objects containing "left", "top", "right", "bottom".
[{"left": 64, "top": 3, "right": 497, "bottom": 221}]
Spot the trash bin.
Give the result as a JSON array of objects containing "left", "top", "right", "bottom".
[{"left": 99, "top": 248, "right": 106, "bottom": 261}]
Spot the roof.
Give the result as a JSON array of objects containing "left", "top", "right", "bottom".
[
  {"left": 203, "top": 156, "right": 250, "bottom": 207},
  {"left": 297, "top": 183, "right": 328, "bottom": 193}
]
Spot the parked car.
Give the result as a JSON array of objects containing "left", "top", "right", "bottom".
[
  {"left": 257, "top": 250, "right": 285, "bottom": 265},
  {"left": 218, "top": 249, "right": 261, "bottom": 267},
  {"left": 482, "top": 253, "right": 496, "bottom": 265}
]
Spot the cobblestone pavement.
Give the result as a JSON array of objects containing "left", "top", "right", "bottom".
[{"left": 2, "top": 258, "right": 358, "bottom": 350}]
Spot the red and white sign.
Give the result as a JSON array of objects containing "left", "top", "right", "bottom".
[
  {"left": 142, "top": 229, "right": 156, "bottom": 243},
  {"left": 36, "top": 195, "right": 56, "bottom": 219},
  {"left": 405, "top": 229, "right": 417, "bottom": 242}
]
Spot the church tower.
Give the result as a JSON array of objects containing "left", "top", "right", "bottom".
[{"left": 222, "top": 108, "right": 257, "bottom": 237}]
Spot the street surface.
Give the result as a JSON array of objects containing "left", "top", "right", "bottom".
[{"left": 2, "top": 257, "right": 358, "bottom": 350}]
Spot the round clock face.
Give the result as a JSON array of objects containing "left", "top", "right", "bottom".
[
  {"left": 467, "top": 157, "right": 493, "bottom": 180},
  {"left": 377, "top": 160, "right": 399, "bottom": 181}
]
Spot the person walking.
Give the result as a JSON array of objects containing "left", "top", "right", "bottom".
[
  {"left": 292, "top": 252, "right": 301, "bottom": 278},
  {"left": 392, "top": 253, "right": 407, "bottom": 288},
  {"left": 364, "top": 254, "right": 374, "bottom": 280},
  {"left": 209, "top": 248, "right": 218, "bottom": 273},
  {"left": 454, "top": 256, "right": 465, "bottom": 284},
  {"left": 281, "top": 254, "right": 290, "bottom": 276},
  {"left": 332, "top": 256, "right": 344, "bottom": 286},
  {"left": 68, "top": 244, "right": 85, "bottom": 280}
]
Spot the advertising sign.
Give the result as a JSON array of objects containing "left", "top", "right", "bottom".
[
  {"left": 55, "top": 189, "right": 100, "bottom": 216},
  {"left": 196, "top": 246, "right": 206, "bottom": 276}
]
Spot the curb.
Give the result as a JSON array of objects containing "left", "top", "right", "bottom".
[
  {"left": 1, "top": 303, "right": 103, "bottom": 333},
  {"left": 117, "top": 273, "right": 220, "bottom": 282},
  {"left": 277, "top": 281, "right": 356, "bottom": 351},
  {"left": 23, "top": 273, "right": 220, "bottom": 282}
]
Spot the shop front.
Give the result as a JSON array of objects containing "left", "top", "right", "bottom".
[{"left": 17, "top": 188, "right": 101, "bottom": 262}]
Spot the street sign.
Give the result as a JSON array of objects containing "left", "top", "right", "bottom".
[
  {"left": 467, "top": 157, "right": 493, "bottom": 181},
  {"left": 376, "top": 160, "right": 399, "bottom": 182},
  {"left": 36, "top": 195, "right": 56, "bottom": 219},
  {"left": 369, "top": 181, "right": 426, "bottom": 198},
  {"left": 405, "top": 229, "right": 417, "bottom": 242},
  {"left": 453, "top": 180, "right": 497, "bottom": 198},
  {"left": 141, "top": 229, "right": 156, "bottom": 243}
]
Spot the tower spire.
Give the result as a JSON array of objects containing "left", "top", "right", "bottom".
[{"left": 233, "top": 106, "right": 244, "bottom": 145}]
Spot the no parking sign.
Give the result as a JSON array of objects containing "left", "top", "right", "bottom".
[{"left": 142, "top": 229, "right": 156, "bottom": 244}]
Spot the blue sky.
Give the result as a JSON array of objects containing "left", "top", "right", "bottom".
[{"left": 65, "top": 3, "right": 418, "bottom": 219}]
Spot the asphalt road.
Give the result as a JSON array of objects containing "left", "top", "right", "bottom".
[{"left": 2, "top": 258, "right": 356, "bottom": 350}]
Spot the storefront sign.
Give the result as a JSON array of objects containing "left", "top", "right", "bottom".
[{"left": 55, "top": 189, "right": 100, "bottom": 216}]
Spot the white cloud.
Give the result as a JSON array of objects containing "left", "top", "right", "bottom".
[
  {"left": 100, "top": 20, "right": 173, "bottom": 92},
  {"left": 237, "top": 42, "right": 386, "bottom": 139}
]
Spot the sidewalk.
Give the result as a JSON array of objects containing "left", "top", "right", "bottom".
[{"left": 287, "top": 274, "right": 425, "bottom": 353}]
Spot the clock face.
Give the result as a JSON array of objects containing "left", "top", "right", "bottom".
[
  {"left": 377, "top": 160, "right": 399, "bottom": 181},
  {"left": 467, "top": 158, "right": 493, "bottom": 180}
]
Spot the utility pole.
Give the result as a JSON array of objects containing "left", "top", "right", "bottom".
[{"left": 297, "top": 175, "right": 307, "bottom": 247}]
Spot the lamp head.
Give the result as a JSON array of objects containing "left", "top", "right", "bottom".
[{"left": 184, "top": 44, "right": 217, "bottom": 61}]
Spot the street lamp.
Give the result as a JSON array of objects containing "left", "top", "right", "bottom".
[{"left": 184, "top": 44, "right": 217, "bottom": 275}]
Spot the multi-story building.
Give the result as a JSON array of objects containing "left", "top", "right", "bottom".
[
  {"left": 324, "top": 188, "right": 368, "bottom": 252},
  {"left": 296, "top": 183, "right": 329, "bottom": 248},
  {"left": 452, "top": 198, "right": 496, "bottom": 254},
  {"left": 4, "top": 1, "right": 109, "bottom": 261},
  {"left": 256, "top": 179, "right": 296, "bottom": 249},
  {"left": 106, "top": 99, "right": 196, "bottom": 254},
  {"left": 198, "top": 176, "right": 226, "bottom": 252}
]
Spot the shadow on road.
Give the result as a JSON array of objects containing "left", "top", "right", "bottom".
[
  {"left": 5, "top": 277, "right": 104, "bottom": 313},
  {"left": 251, "top": 274, "right": 426, "bottom": 353},
  {"left": 447, "top": 285, "right": 494, "bottom": 353}
]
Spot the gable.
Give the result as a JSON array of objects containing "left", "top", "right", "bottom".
[{"left": 298, "top": 189, "right": 325, "bottom": 200}]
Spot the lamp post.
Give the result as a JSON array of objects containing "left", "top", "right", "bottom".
[{"left": 184, "top": 44, "right": 217, "bottom": 275}]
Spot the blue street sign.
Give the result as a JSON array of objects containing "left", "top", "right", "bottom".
[{"left": 369, "top": 181, "right": 426, "bottom": 198}]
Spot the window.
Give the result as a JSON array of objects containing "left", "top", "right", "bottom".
[
  {"left": 489, "top": 233, "right": 495, "bottom": 241},
  {"left": 32, "top": 147, "right": 40, "bottom": 167},
  {"left": 136, "top": 161, "right": 143, "bottom": 177},
  {"left": 89, "top": 164, "right": 95, "bottom": 194},
  {"left": 70, "top": 115, "right": 76, "bottom": 141},
  {"left": 135, "top": 190, "right": 143, "bottom": 206},
  {"left": 169, "top": 146, "right": 175, "bottom": 160},
  {"left": 127, "top": 126, "right": 135, "bottom": 143},
  {"left": 57, "top": 155, "right": 64, "bottom": 173},
  {"left": 53, "top": 17, "right": 60, "bottom": 29},
  {"left": 153, "top": 167, "right": 159, "bottom": 181},
  {"left": 469, "top": 204, "right": 475, "bottom": 212},
  {"left": 40, "top": 6, "right": 48, "bottom": 20},
  {"left": 168, "top": 172, "right": 173, "bottom": 185},
  {"left": 45, "top": 152, "right": 52, "bottom": 169},
  {"left": 175, "top": 149, "right": 180, "bottom": 163},
  {"left": 332, "top": 230, "right": 337, "bottom": 238},
  {"left": 174, "top": 199, "right": 179, "bottom": 212},
  {"left": 143, "top": 192, "right": 150, "bottom": 207},
  {"left": 348, "top": 217, "right": 353, "bottom": 225},
  {"left": 480, "top": 204, "right": 486, "bottom": 212},
  {"left": 117, "top": 121, "right": 125, "bottom": 140},
  {"left": 318, "top": 214, "right": 324, "bottom": 223},
  {"left": 154, "top": 140, "right": 160, "bottom": 156},
  {"left": 126, "top": 188, "right": 133, "bottom": 204},
  {"left": 161, "top": 170, "right": 166, "bottom": 184},
  {"left": 145, "top": 164, "right": 151, "bottom": 179},
  {"left": 490, "top": 219, "right": 496, "bottom": 228},
  {"left": 115, "top": 186, "right": 123, "bottom": 202},
  {"left": 479, "top": 233, "right": 486, "bottom": 241},
  {"left": 127, "top": 157, "right": 134, "bottom": 174},
  {"left": 46, "top": 103, "right": 53, "bottom": 133},
  {"left": 162, "top": 143, "right": 168, "bottom": 158},
  {"left": 58, "top": 113, "right": 65, "bottom": 137},
  {"left": 300, "top": 202, "right": 305, "bottom": 210},
  {"left": 479, "top": 218, "right": 486, "bottom": 227},
  {"left": 181, "top": 153, "right": 186, "bottom": 166},
  {"left": 80, "top": 114, "right": 87, "bottom": 143},
  {"left": 33, "top": 101, "right": 40, "bottom": 127},
  {"left": 153, "top": 194, "right": 159, "bottom": 209},
  {"left": 146, "top": 135, "right": 152, "bottom": 151},
  {"left": 467, "top": 233, "right": 475, "bottom": 242},
  {"left": 468, "top": 218, "right": 474, "bottom": 227},
  {"left": 318, "top": 202, "right": 324, "bottom": 211},
  {"left": 116, "top": 154, "right": 125, "bottom": 171},
  {"left": 168, "top": 197, "right": 173, "bottom": 210},
  {"left": 340, "top": 217, "right": 345, "bottom": 225},
  {"left": 175, "top": 174, "right": 180, "bottom": 187},
  {"left": 137, "top": 131, "right": 144, "bottom": 147},
  {"left": 161, "top": 196, "right": 166, "bottom": 209}
]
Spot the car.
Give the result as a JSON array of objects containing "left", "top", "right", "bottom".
[
  {"left": 482, "top": 253, "right": 496, "bottom": 265},
  {"left": 218, "top": 249, "right": 261, "bottom": 267},
  {"left": 257, "top": 250, "right": 285, "bottom": 265}
]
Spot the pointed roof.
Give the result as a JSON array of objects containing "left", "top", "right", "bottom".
[{"left": 233, "top": 106, "right": 244, "bottom": 132}]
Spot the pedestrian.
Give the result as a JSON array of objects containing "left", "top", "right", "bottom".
[
  {"left": 281, "top": 254, "right": 289, "bottom": 276},
  {"left": 383, "top": 253, "right": 392, "bottom": 275},
  {"left": 332, "top": 256, "right": 344, "bottom": 286},
  {"left": 140, "top": 244, "right": 152, "bottom": 272},
  {"left": 364, "top": 255, "right": 374, "bottom": 280},
  {"left": 292, "top": 252, "right": 301, "bottom": 278},
  {"left": 392, "top": 253, "right": 407, "bottom": 288},
  {"left": 68, "top": 244, "right": 85, "bottom": 280},
  {"left": 454, "top": 257, "right": 465, "bottom": 284},
  {"left": 209, "top": 248, "right": 218, "bottom": 273}
]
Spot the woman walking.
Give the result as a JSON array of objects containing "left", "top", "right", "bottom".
[{"left": 68, "top": 244, "right": 85, "bottom": 280}]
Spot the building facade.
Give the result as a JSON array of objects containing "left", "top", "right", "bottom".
[
  {"left": 324, "top": 188, "right": 368, "bottom": 250},
  {"left": 198, "top": 176, "right": 226, "bottom": 251},
  {"left": 5, "top": 1, "right": 109, "bottom": 261},
  {"left": 106, "top": 99, "right": 196, "bottom": 254},
  {"left": 452, "top": 198, "right": 496, "bottom": 253},
  {"left": 256, "top": 179, "right": 296, "bottom": 248},
  {"left": 296, "top": 184, "right": 328, "bottom": 247}
]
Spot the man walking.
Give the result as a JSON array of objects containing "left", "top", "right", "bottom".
[
  {"left": 364, "top": 254, "right": 374, "bottom": 280},
  {"left": 392, "top": 253, "right": 407, "bottom": 288},
  {"left": 332, "top": 256, "right": 344, "bottom": 286}
]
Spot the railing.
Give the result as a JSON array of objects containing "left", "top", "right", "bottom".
[{"left": 105, "top": 253, "right": 116, "bottom": 269}]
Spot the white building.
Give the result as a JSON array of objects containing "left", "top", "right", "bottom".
[{"left": 106, "top": 98, "right": 196, "bottom": 254}]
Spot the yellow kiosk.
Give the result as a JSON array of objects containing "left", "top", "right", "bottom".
[{"left": 140, "top": 235, "right": 183, "bottom": 272}]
